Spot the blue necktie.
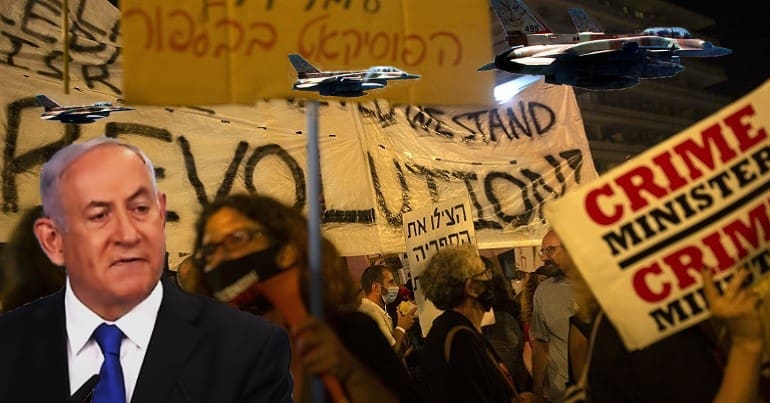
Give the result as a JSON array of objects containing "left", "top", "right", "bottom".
[{"left": 92, "top": 323, "right": 126, "bottom": 403}]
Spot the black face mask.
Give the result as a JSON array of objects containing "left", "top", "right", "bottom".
[
  {"left": 203, "top": 243, "right": 283, "bottom": 306},
  {"left": 474, "top": 280, "right": 496, "bottom": 312}
]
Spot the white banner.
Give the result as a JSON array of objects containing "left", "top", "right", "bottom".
[
  {"left": 545, "top": 79, "right": 770, "bottom": 350},
  {"left": 0, "top": 0, "right": 597, "bottom": 263}
]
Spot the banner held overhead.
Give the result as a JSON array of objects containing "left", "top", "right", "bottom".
[{"left": 121, "top": 0, "right": 495, "bottom": 106}]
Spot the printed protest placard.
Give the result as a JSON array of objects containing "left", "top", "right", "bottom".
[
  {"left": 545, "top": 79, "right": 770, "bottom": 350},
  {"left": 403, "top": 195, "right": 476, "bottom": 336}
]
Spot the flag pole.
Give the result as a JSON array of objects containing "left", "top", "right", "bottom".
[{"left": 306, "top": 99, "right": 326, "bottom": 403}]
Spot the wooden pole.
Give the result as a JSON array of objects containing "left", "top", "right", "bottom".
[{"left": 62, "top": 0, "right": 69, "bottom": 94}]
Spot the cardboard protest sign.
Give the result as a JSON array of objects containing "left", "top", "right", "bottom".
[
  {"left": 545, "top": 79, "right": 770, "bottom": 350},
  {"left": 403, "top": 195, "right": 476, "bottom": 336},
  {"left": 121, "top": 0, "right": 494, "bottom": 105}
]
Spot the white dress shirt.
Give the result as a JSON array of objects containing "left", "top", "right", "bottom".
[
  {"left": 65, "top": 278, "right": 163, "bottom": 402},
  {"left": 358, "top": 297, "right": 396, "bottom": 346}
]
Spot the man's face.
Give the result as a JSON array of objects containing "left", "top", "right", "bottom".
[
  {"left": 47, "top": 145, "right": 166, "bottom": 318},
  {"left": 379, "top": 270, "right": 396, "bottom": 293},
  {"left": 540, "top": 231, "right": 567, "bottom": 278}
]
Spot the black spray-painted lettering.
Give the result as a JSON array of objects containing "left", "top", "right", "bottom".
[
  {"left": 244, "top": 144, "right": 306, "bottom": 209},
  {"left": 178, "top": 136, "right": 248, "bottom": 211},
  {"left": 0, "top": 31, "right": 39, "bottom": 69},
  {"left": 2, "top": 96, "right": 81, "bottom": 213}
]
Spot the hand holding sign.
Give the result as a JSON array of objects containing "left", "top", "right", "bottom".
[
  {"left": 701, "top": 267, "right": 764, "bottom": 403},
  {"left": 702, "top": 267, "right": 763, "bottom": 350}
]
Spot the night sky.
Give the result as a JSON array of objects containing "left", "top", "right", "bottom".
[{"left": 671, "top": 1, "right": 770, "bottom": 98}]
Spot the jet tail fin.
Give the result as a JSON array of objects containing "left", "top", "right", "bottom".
[
  {"left": 35, "top": 94, "right": 60, "bottom": 111},
  {"left": 568, "top": 8, "right": 604, "bottom": 33},
  {"left": 288, "top": 54, "right": 320, "bottom": 78},
  {"left": 489, "top": 0, "right": 552, "bottom": 46}
]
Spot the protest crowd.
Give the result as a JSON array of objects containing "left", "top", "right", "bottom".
[
  {"left": 0, "top": 137, "right": 767, "bottom": 402},
  {"left": 0, "top": 0, "right": 768, "bottom": 402}
]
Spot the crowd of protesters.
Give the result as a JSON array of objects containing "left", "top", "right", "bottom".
[{"left": 0, "top": 138, "right": 767, "bottom": 402}]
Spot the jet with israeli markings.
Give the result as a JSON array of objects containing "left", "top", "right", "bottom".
[
  {"left": 288, "top": 54, "right": 421, "bottom": 97},
  {"left": 479, "top": 0, "right": 731, "bottom": 90},
  {"left": 35, "top": 95, "right": 134, "bottom": 124}
]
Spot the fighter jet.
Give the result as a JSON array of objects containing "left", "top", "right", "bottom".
[
  {"left": 35, "top": 95, "right": 134, "bottom": 124},
  {"left": 288, "top": 54, "right": 421, "bottom": 97},
  {"left": 479, "top": 0, "right": 731, "bottom": 90}
]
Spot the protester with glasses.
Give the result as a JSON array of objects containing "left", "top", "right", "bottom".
[
  {"left": 531, "top": 230, "right": 576, "bottom": 402},
  {"left": 419, "top": 244, "right": 534, "bottom": 403},
  {"left": 188, "top": 193, "right": 423, "bottom": 403}
]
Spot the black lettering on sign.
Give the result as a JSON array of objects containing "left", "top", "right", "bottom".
[
  {"left": 451, "top": 170, "right": 502, "bottom": 230},
  {"left": 368, "top": 152, "right": 409, "bottom": 226},
  {"left": 317, "top": 160, "right": 376, "bottom": 224},
  {"left": 177, "top": 136, "right": 249, "bottom": 212},
  {"left": 244, "top": 144, "right": 306, "bottom": 209},
  {"left": 451, "top": 101, "right": 556, "bottom": 142},
  {"left": 484, "top": 172, "right": 534, "bottom": 227},
  {"left": 81, "top": 47, "right": 121, "bottom": 95},
  {"left": 403, "top": 105, "right": 455, "bottom": 138},
  {"left": 21, "top": 0, "right": 58, "bottom": 45},
  {"left": 38, "top": 49, "right": 63, "bottom": 79},
  {"left": 358, "top": 100, "right": 396, "bottom": 128},
  {"left": 405, "top": 162, "right": 450, "bottom": 203},
  {"left": 2, "top": 97, "right": 81, "bottom": 213},
  {"left": 0, "top": 31, "right": 39, "bottom": 69}
]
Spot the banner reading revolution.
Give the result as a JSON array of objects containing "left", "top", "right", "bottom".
[
  {"left": 0, "top": 0, "right": 597, "bottom": 262},
  {"left": 545, "top": 79, "right": 770, "bottom": 350}
]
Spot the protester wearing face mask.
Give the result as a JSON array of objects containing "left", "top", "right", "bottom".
[
  {"left": 188, "top": 194, "right": 424, "bottom": 403},
  {"left": 360, "top": 264, "right": 417, "bottom": 354},
  {"left": 420, "top": 244, "right": 534, "bottom": 403}
]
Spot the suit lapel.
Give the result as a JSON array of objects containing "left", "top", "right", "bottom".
[
  {"left": 130, "top": 278, "right": 202, "bottom": 403},
  {"left": 31, "top": 290, "right": 71, "bottom": 400}
]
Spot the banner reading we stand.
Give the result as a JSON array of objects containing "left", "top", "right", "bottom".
[{"left": 545, "top": 80, "right": 770, "bottom": 350}]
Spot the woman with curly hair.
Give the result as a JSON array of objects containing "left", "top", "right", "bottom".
[
  {"left": 419, "top": 244, "right": 533, "bottom": 403},
  {"left": 187, "top": 193, "right": 422, "bottom": 403}
]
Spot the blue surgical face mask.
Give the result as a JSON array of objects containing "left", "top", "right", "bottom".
[{"left": 382, "top": 285, "right": 399, "bottom": 304}]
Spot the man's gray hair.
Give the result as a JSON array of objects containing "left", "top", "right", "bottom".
[{"left": 40, "top": 137, "right": 157, "bottom": 227}]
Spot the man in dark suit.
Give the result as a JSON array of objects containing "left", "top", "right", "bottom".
[{"left": 0, "top": 137, "right": 293, "bottom": 402}]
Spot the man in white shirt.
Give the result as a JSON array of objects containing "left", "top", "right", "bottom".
[
  {"left": 0, "top": 137, "right": 293, "bottom": 402},
  {"left": 358, "top": 265, "right": 415, "bottom": 352}
]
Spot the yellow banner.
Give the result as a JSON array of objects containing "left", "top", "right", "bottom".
[{"left": 121, "top": 0, "right": 494, "bottom": 105}]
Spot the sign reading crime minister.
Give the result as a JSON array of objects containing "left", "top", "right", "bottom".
[
  {"left": 121, "top": 0, "right": 494, "bottom": 105},
  {"left": 545, "top": 79, "right": 770, "bottom": 350}
]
